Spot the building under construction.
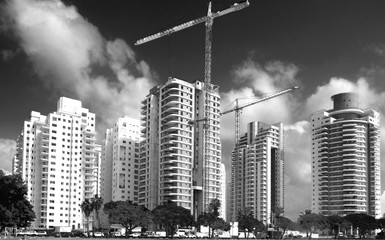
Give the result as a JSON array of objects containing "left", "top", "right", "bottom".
[
  {"left": 135, "top": 1, "right": 250, "bottom": 216},
  {"left": 139, "top": 77, "right": 222, "bottom": 217},
  {"left": 230, "top": 121, "right": 285, "bottom": 225}
]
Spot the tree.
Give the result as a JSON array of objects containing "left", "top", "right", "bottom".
[
  {"left": 298, "top": 210, "right": 324, "bottom": 238},
  {"left": 253, "top": 220, "right": 267, "bottom": 239},
  {"left": 0, "top": 174, "right": 35, "bottom": 232},
  {"left": 238, "top": 209, "right": 260, "bottom": 239},
  {"left": 197, "top": 198, "right": 221, "bottom": 238},
  {"left": 273, "top": 206, "right": 284, "bottom": 227},
  {"left": 275, "top": 216, "right": 293, "bottom": 239},
  {"left": 344, "top": 213, "right": 377, "bottom": 239},
  {"left": 211, "top": 218, "right": 230, "bottom": 236},
  {"left": 377, "top": 218, "right": 385, "bottom": 239},
  {"left": 104, "top": 200, "right": 152, "bottom": 237},
  {"left": 152, "top": 201, "right": 193, "bottom": 238},
  {"left": 80, "top": 199, "right": 93, "bottom": 236},
  {"left": 91, "top": 195, "right": 103, "bottom": 230},
  {"left": 326, "top": 215, "right": 349, "bottom": 239},
  {"left": 377, "top": 218, "right": 385, "bottom": 233}
]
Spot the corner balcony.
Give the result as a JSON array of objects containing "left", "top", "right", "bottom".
[
  {"left": 343, "top": 142, "right": 357, "bottom": 147},
  {"left": 83, "top": 164, "right": 95, "bottom": 170},
  {"left": 162, "top": 181, "right": 179, "bottom": 188},
  {"left": 84, "top": 141, "right": 95, "bottom": 147},
  {"left": 83, "top": 153, "right": 96, "bottom": 160},
  {"left": 161, "top": 110, "right": 181, "bottom": 119},
  {"left": 343, "top": 152, "right": 358, "bottom": 157},
  {"left": 84, "top": 170, "right": 96, "bottom": 177},
  {"left": 84, "top": 135, "right": 96, "bottom": 142},
  {"left": 162, "top": 90, "right": 180, "bottom": 99},
  {"left": 342, "top": 127, "right": 356, "bottom": 133},
  {"left": 41, "top": 130, "right": 49, "bottom": 136},
  {"left": 343, "top": 123, "right": 357, "bottom": 128},
  {"left": 41, "top": 150, "right": 49, "bottom": 156},
  {"left": 84, "top": 147, "right": 94, "bottom": 153},
  {"left": 162, "top": 99, "right": 180, "bottom": 108},
  {"left": 162, "top": 86, "right": 180, "bottom": 95},
  {"left": 41, "top": 143, "right": 49, "bottom": 149}
]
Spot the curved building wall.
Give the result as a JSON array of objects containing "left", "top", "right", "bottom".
[{"left": 311, "top": 93, "right": 381, "bottom": 217}]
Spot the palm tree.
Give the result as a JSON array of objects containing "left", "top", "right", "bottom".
[
  {"left": 80, "top": 199, "right": 93, "bottom": 236},
  {"left": 91, "top": 195, "right": 103, "bottom": 231}
]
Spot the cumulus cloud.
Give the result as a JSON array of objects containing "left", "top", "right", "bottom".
[
  {"left": 221, "top": 60, "right": 301, "bottom": 141},
  {"left": 1, "top": 0, "right": 155, "bottom": 136},
  {"left": 304, "top": 77, "right": 385, "bottom": 115},
  {"left": 284, "top": 120, "right": 309, "bottom": 135},
  {"left": 0, "top": 139, "right": 16, "bottom": 172}
]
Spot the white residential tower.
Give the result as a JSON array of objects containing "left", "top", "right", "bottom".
[
  {"left": 13, "top": 97, "right": 100, "bottom": 229},
  {"left": 311, "top": 92, "right": 381, "bottom": 217}
]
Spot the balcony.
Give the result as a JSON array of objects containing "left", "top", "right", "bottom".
[{"left": 83, "top": 164, "right": 95, "bottom": 170}]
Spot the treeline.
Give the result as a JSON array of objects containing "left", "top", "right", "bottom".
[
  {"left": 236, "top": 208, "right": 385, "bottom": 239},
  {"left": 82, "top": 198, "right": 228, "bottom": 238},
  {"left": 2, "top": 173, "right": 385, "bottom": 239}
]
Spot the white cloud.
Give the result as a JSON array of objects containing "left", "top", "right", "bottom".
[
  {"left": 284, "top": 120, "right": 309, "bottom": 135},
  {"left": 221, "top": 60, "right": 301, "bottom": 141},
  {"left": 2, "top": 0, "right": 155, "bottom": 136},
  {"left": 304, "top": 77, "right": 385, "bottom": 116},
  {"left": 0, "top": 139, "right": 16, "bottom": 171}
]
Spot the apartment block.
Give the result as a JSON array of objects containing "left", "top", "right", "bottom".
[
  {"left": 311, "top": 92, "right": 381, "bottom": 217},
  {"left": 230, "top": 121, "right": 284, "bottom": 224},
  {"left": 13, "top": 97, "right": 99, "bottom": 229},
  {"left": 100, "top": 116, "right": 140, "bottom": 227},
  {"left": 219, "top": 163, "right": 227, "bottom": 221},
  {"left": 139, "top": 77, "right": 222, "bottom": 216}
]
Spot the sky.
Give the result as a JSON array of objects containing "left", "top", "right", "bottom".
[{"left": 2, "top": 0, "right": 385, "bottom": 221}]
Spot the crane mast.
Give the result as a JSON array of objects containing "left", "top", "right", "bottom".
[
  {"left": 136, "top": 1, "right": 249, "bottom": 212},
  {"left": 221, "top": 86, "right": 299, "bottom": 221}
]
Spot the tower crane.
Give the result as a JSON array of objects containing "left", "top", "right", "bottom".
[
  {"left": 136, "top": 1, "right": 250, "bottom": 211},
  {"left": 220, "top": 86, "right": 299, "bottom": 221}
]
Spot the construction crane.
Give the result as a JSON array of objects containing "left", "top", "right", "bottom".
[
  {"left": 136, "top": 1, "right": 250, "bottom": 211},
  {"left": 220, "top": 86, "right": 299, "bottom": 221}
]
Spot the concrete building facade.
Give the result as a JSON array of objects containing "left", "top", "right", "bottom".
[
  {"left": 219, "top": 163, "right": 227, "bottom": 221},
  {"left": 100, "top": 116, "right": 141, "bottom": 226},
  {"left": 139, "top": 77, "right": 222, "bottom": 216},
  {"left": 311, "top": 92, "right": 381, "bottom": 217},
  {"left": 13, "top": 97, "right": 100, "bottom": 229},
  {"left": 230, "top": 121, "right": 284, "bottom": 225}
]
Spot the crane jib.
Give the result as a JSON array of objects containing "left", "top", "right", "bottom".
[{"left": 134, "top": 1, "right": 250, "bottom": 46}]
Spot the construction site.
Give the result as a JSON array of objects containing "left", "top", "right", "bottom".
[{"left": 135, "top": 0, "right": 299, "bottom": 225}]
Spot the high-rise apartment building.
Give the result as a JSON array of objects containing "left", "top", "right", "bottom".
[
  {"left": 139, "top": 77, "right": 221, "bottom": 216},
  {"left": 219, "top": 163, "right": 227, "bottom": 221},
  {"left": 13, "top": 97, "right": 99, "bottom": 229},
  {"left": 311, "top": 92, "right": 381, "bottom": 217},
  {"left": 100, "top": 116, "right": 140, "bottom": 227},
  {"left": 230, "top": 121, "right": 284, "bottom": 224}
]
